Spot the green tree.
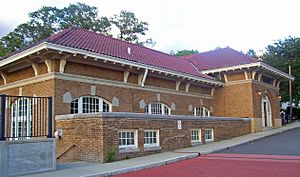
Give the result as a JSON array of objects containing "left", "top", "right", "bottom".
[
  {"left": 110, "top": 10, "right": 154, "bottom": 46},
  {"left": 262, "top": 37, "right": 300, "bottom": 107},
  {"left": 172, "top": 49, "right": 199, "bottom": 56},
  {"left": 246, "top": 49, "right": 259, "bottom": 59},
  {"left": 0, "top": 3, "right": 111, "bottom": 57}
]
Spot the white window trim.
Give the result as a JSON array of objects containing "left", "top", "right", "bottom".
[
  {"left": 118, "top": 130, "right": 138, "bottom": 149},
  {"left": 191, "top": 129, "right": 201, "bottom": 143},
  {"left": 71, "top": 96, "right": 112, "bottom": 114},
  {"left": 146, "top": 102, "right": 171, "bottom": 115},
  {"left": 205, "top": 128, "right": 214, "bottom": 142},
  {"left": 10, "top": 98, "right": 32, "bottom": 140},
  {"left": 144, "top": 130, "right": 160, "bottom": 148},
  {"left": 193, "top": 107, "right": 210, "bottom": 117}
]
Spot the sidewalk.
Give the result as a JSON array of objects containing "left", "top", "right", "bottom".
[{"left": 23, "top": 121, "right": 300, "bottom": 177}]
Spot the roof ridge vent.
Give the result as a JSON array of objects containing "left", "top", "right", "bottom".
[{"left": 127, "top": 47, "right": 131, "bottom": 55}]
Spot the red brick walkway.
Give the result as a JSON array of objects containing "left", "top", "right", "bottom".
[{"left": 115, "top": 154, "right": 300, "bottom": 177}]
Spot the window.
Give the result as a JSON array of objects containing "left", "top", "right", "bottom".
[
  {"left": 191, "top": 129, "right": 201, "bottom": 143},
  {"left": 118, "top": 130, "right": 137, "bottom": 148},
  {"left": 193, "top": 107, "right": 210, "bottom": 117},
  {"left": 70, "top": 96, "right": 111, "bottom": 114},
  {"left": 144, "top": 130, "right": 159, "bottom": 147},
  {"left": 205, "top": 129, "right": 214, "bottom": 142},
  {"left": 10, "top": 98, "right": 32, "bottom": 139},
  {"left": 145, "top": 103, "right": 171, "bottom": 115}
]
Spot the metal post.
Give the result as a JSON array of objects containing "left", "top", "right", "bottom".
[
  {"left": 0, "top": 95, "right": 6, "bottom": 141},
  {"left": 47, "top": 97, "right": 53, "bottom": 138},
  {"left": 289, "top": 65, "right": 293, "bottom": 123}
]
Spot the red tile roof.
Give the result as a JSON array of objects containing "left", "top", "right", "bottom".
[
  {"left": 1, "top": 27, "right": 258, "bottom": 81},
  {"left": 182, "top": 47, "right": 258, "bottom": 71},
  {"left": 37, "top": 27, "right": 212, "bottom": 79}
]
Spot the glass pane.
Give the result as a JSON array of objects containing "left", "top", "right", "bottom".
[
  {"left": 130, "top": 138, "right": 134, "bottom": 145},
  {"left": 103, "top": 101, "right": 109, "bottom": 112}
]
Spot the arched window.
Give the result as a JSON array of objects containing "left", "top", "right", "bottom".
[
  {"left": 193, "top": 107, "right": 210, "bottom": 117},
  {"left": 144, "top": 102, "right": 171, "bottom": 115},
  {"left": 10, "top": 98, "right": 32, "bottom": 139},
  {"left": 70, "top": 96, "right": 112, "bottom": 114}
]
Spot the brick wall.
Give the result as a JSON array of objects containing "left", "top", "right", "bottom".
[
  {"left": 213, "top": 82, "right": 254, "bottom": 118},
  {"left": 55, "top": 79, "right": 212, "bottom": 116},
  {"left": 56, "top": 113, "right": 251, "bottom": 163},
  {"left": 212, "top": 79, "right": 280, "bottom": 129},
  {"left": 251, "top": 81, "right": 280, "bottom": 125}
]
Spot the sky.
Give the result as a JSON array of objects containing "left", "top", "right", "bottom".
[{"left": 0, "top": 0, "right": 299, "bottom": 54}]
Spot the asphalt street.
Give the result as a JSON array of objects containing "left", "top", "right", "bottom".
[
  {"left": 218, "top": 127, "right": 300, "bottom": 155},
  {"left": 116, "top": 128, "right": 300, "bottom": 177}
]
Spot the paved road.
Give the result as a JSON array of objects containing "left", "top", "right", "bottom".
[
  {"left": 115, "top": 128, "right": 300, "bottom": 177},
  {"left": 116, "top": 154, "right": 300, "bottom": 177},
  {"left": 218, "top": 127, "right": 300, "bottom": 155}
]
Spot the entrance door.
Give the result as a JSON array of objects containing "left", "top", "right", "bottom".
[{"left": 261, "top": 95, "right": 272, "bottom": 127}]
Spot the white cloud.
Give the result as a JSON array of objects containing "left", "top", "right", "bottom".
[{"left": 0, "top": 0, "right": 299, "bottom": 54}]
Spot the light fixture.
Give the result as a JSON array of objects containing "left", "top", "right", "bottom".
[
  {"left": 256, "top": 90, "right": 262, "bottom": 96},
  {"left": 277, "top": 95, "right": 282, "bottom": 101}
]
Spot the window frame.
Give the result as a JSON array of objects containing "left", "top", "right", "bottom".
[
  {"left": 144, "top": 130, "right": 160, "bottom": 148},
  {"left": 118, "top": 130, "right": 138, "bottom": 149},
  {"left": 70, "top": 96, "right": 112, "bottom": 114},
  {"left": 193, "top": 107, "right": 210, "bottom": 117},
  {"left": 190, "top": 129, "right": 201, "bottom": 143},
  {"left": 205, "top": 128, "right": 214, "bottom": 142},
  {"left": 10, "top": 98, "right": 32, "bottom": 140},
  {"left": 145, "top": 102, "right": 171, "bottom": 115}
]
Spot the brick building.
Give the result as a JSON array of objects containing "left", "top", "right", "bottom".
[{"left": 0, "top": 27, "right": 294, "bottom": 162}]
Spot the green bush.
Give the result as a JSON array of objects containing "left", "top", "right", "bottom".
[{"left": 106, "top": 148, "right": 116, "bottom": 163}]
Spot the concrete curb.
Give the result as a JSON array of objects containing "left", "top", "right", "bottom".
[{"left": 84, "top": 153, "right": 199, "bottom": 177}]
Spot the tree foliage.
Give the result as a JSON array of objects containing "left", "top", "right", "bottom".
[
  {"left": 245, "top": 49, "right": 259, "bottom": 59},
  {"left": 0, "top": 3, "right": 153, "bottom": 57},
  {"left": 171, "top": 49, "right": 199, "bottom": 56},
  {"left": 262, "top": 37, "right": 300, "bottom": 107},
  {"left": 110, "top": 10, "right": 154, "bottom": 47}
]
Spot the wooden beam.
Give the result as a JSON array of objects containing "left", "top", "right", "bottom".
[
  {"left": 0, "top": 73, "right": 7, "bottom": 85},
  {"left": 44, "top": 59, "right": 52, "bottom": 73},
  {"left": 223, "top": 73, "right": 228, "bottom": 83},
  {"left": 176, "top": 81, "right": 181, "bottom": 91},
  {"left": 31, "top": 63, "right": 39, "bottom": 76},
  {"left": 138, "top": 69, "right": 148, "bottom": 87},
  {"left": 123, "top": 71, "right": 130, "bottom": 83},
  {"left": 272, "top": 79, "right": 277, "bottom": 86},
  {"left": 244, "top": 71, "right": 248, "bottom": 80},
  {"left": 252, "top": 70, "right": 257, "bottom": 79},
  {"left": 258, "top": 73, "right": 263, "bottom": 82},
  {"left": 140, "top": 69, "right": 148, "bottom": 87},
  {"left": 211, "top": 88, "right": 215, "bottom": 96},
  {"left": 59, "top": 59, "right": 67, "bottom": 73},
  {"left": 276, "top": 80, "right": 282, "bottom": 87},
  {"left": 185, "top": 82, "right": 190, "bottom": 92}
]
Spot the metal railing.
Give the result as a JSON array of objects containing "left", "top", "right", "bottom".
[{"left": 0, "top": 95, "right": 52, "bottom": 141}]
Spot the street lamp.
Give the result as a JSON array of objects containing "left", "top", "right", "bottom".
[{"left": 289, "top": 65, "right": 293, "bottom": 123}]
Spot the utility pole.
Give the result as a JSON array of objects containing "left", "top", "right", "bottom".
[{"left": 289, "top": 65, "right": 293, "bottom": 122}]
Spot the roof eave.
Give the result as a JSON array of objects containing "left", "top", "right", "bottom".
[
  {"left": 45, "top": 42, "right": 224, "bottom": 87},
  {"left": 202, "top": 62, "right": 294, "bottom": 81},
  {"left": 0, "top": 42, "right": 47, "bottom": 68},
  {"left": 0, "top": 42, "right": 224, "bottom": 87}
]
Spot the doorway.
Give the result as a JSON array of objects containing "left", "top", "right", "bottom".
[{"left": 261, "top": 95, "right": 272, "bottom": 127}]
